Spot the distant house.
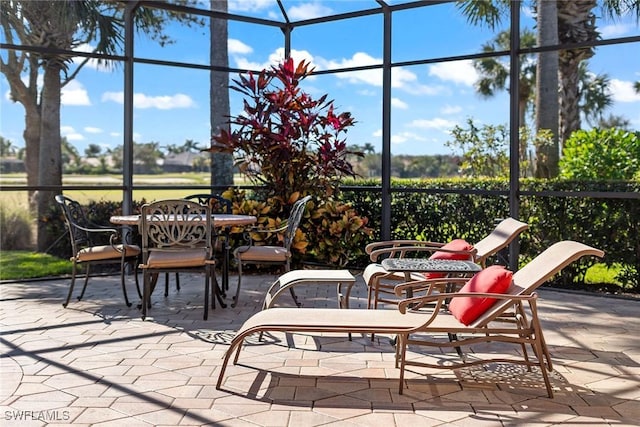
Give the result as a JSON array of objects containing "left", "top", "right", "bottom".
[
  {"left": 162, "top": 152, "right": 208, "bottom": 173},
  {"left": 0, "top": 157, "right": 25, "bottom": 173}
]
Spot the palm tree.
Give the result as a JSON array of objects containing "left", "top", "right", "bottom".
[
  {"left": 459, "top": 0, "right": 635, "bottom": 178},
  {"left": 0, "top": 136, "right": 15, "bottom": 157},
  {"left": 556, "top": 0, "right": 598, "bottom": 145},
  {"left": 534, "top": 0, "right": 559, "bottom": 178},
  {"left": 578, "top": 61, "right": 613, "bottom": 127},
  {"left": 181, "top": 139, "right": 201, "bottom": 153},
  {"left": 1, "top": 1, "right": 202, "bottom": 251},
  {"left": 557, "top": 0, "right": 640, "bottom": 144},
  {"left": 473, "top": 29, "right": 536, "bottom": 171},
  {"left": 474, "top": 29, "right": 537, "bottom": 128},
  {"left": 209, "top": 0, "right": 234, "bottom": 187},
  {"left": 362, "top": 142, "right": 376, "bottom": 154}
]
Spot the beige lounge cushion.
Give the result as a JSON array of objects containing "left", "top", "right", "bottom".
[
  {"left": 236, "top": 246, "right": 288, "bottom": 262},
  {"left": 76, "top": 244, "right": 140, "bottom": 262},
  {"left": 145, "top": 248, "right": 208, "bottom": 268}
]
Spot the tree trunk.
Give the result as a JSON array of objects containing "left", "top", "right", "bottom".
[
  {"left": 36, "top": 62, "right": 63, "bottom": 252},
  {"left": 557, "top": 0, "right": 597, "bottom": 149},
  {"left": 24, "top": 103, "right": 41, "bottom": 213},
  {"left": 209, "top": 0, "right": 233, "bottom": 187},
  {"left": 534, "top": 0, "right": 559, "bottom": 178}
]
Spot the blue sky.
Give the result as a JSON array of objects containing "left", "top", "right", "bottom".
[{"left": 1, "top": 0, "right": 639, "bottom": 157}]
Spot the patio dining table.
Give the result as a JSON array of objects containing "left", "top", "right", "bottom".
[{"left": 110, "top": 213, "right": 257, "bottom": 299}]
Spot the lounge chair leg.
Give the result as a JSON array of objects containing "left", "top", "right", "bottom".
[
  {"left": 539, "top": 328, "right": 553, "bottom": 372},
  {"left": 397, "top": 334, "right": 407, "bottom": 395}
]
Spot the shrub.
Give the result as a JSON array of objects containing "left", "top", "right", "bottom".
[
  {"left": 0, "top": 204, "right": 33, "bottom": 250},
  {"left": 560, "top": 129, "right": 640, "bottom": 180},
  {"left": 223, "top": 188, "right": 371, "bottom": 268}
]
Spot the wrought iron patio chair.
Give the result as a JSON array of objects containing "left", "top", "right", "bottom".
[
  {"left": 139, "top": 199, "right": 216, "bottom": 320},
  {"left": 163, "top": 193, "right": 232, "bottom": 297},
  {"left": 232, "top": 195, "right": 312, "bottom": 308},
  {"left": 55, "top": 195, "right": 140, "bottom": 307}
]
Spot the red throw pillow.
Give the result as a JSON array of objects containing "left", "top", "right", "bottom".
[
  {"left": 448, "top": 265, "right": 513, "bottom": 326},
  {"left": 423, "top": 239, "right": 474, "bottom": 280}
]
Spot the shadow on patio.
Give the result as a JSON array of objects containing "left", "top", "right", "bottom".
[{"left": 1, "top": 272, "right": 638, "bottom": 426}]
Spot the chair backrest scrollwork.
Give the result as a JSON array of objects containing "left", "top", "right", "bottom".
[{"left": 140, "top": 199, "right": 212, "bottom": 253}]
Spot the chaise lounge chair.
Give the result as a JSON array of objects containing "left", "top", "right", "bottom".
[
  {"left": 216, "top": 240, "right": 603, "bottom": 397},
  {"left": 364, "top": 217, "right": 529, "bottom": 308}
]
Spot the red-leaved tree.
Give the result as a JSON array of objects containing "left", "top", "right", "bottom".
[{"left": 209, "top": 58, "right": 362, "bottom": 203}]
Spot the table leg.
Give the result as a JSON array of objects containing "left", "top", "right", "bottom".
[{"left": 222, "top": 229, "right": 230, "bottom": 294}]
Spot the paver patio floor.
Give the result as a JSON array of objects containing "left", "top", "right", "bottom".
[{"left": 1, "top": 271, "right": 639, "bottom": 426}]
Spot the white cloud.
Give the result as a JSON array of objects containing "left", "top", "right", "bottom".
[
  {"left": 229, "top": 39, "right": 253, "bottom": 55},
  {"left": 391, "top": 131, "right": 428, "bottom": 145},
  {"left": 391, "top": 98, "right": 408, "bottom": 109},
  {"left": 72, "top": 43, "right": 114, "bottom": 71},
  {"left": 408, "top": 117, "right": 458, "bottom": 130},
  {"left": 61, "top": 80, "right": 91, "bottom": 106},
  {"left": 441, "top": 104, "right": 462, "bottom": 114},
  {"left": 372, "top": 129, "right": 427, "bottom": 145},
  {"left": 101, "top": 92, "right": 196, "bottom": 109},
  {"left": 61, "top": 126, "right": 84, "bottom": 141},
  {"left": 318, "top": 52, "right": 445, "bottom": 95},
  {"left": 235, "top": 48, "right": 316, "bottom": 73},
  {"left": 320, "top": 52, "right": 382, "bottom": 86},
  {"left": 229, "top": 0, "right": 272, "bottom": 12},
  {"left": 288, "top": 3, "right": 333, "bottom": 20},
  {"left": 609, "top": 79, "right": 640, "bottom": 103},
  {"left": 599, "top": 23, "right": 634, "bottom": 39},
  {"left": 84, "top": 127, "right": 102, "bottom": 134},
  {"left": 429, "top": 60, "right": 478, "bottom": 86},
  {"left": 357, "top": 89, "right": 377, "bottom": 96}
]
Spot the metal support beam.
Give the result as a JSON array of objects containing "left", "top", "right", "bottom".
[
  {"left": 122, "top": 2, "right": 138, "bottom": 215},
  {"left": 508, "top": 1, "right": 521, "bottom": 270},
  {"left": 380, "top": 4, "right": 392, "bottom": 241}
]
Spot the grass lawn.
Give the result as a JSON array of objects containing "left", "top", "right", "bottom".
[
  {"left": 0, "top": 172, "right": 249, "bottom": 207},
  {"left": 0, "top": 251, "right": 72, "bottom": 280}
]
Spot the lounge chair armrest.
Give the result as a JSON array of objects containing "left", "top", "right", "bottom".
[
  {"left": 397, "top": 291, "right": 538, "bottom": 314},
  {"left": 365, "top": 239, "right": 444, "bottom": 254},
  {"left": 394, "top": 277, "right": 470, "bottom": 296}
]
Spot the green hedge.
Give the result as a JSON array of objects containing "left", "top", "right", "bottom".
[
  {"left": 340, "top": 178, "right": 639, "bottom": 289},
  {"left": 43, "top": 179, "right": 639, "bottom": 289}
]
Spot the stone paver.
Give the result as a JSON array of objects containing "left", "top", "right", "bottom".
[{"left": 1, "top": 271, "right": 639, "bottom": 426}]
